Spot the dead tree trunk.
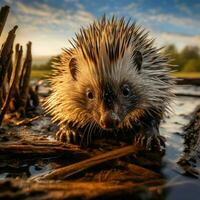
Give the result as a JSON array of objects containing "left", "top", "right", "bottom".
[
  {"left": 0, "top": 5, "right": 39, "bottom": 125},
  {"left": 0, "top": 5, "right": 9, "bottom": 36}
]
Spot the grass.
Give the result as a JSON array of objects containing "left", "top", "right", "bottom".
[
  {"left": 31, "top": 69, "right": 51, "bottom": 79},
  {"left": 172, "top": 72, "right": 200, "bottom": 78},
  {"left": 31, "top": 69, "right": 200, "bottom": 79}
]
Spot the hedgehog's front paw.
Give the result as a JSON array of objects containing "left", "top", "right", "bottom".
[
  {"left": 56, "top": 127, "right": 81, "bottom": 144},
  {"left": 133, "top": 134, "right": 166, "bottom": 152}
]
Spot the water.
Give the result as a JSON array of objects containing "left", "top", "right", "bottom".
[
  {"left": 160, "top": 86, "right": 200, "bottom": 199},
  {"left": 0, "top": 84, "right": 200, "bottom": 199}
]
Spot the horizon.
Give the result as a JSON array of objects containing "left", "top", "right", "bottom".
[{"left": 0, "top": 0, "right": 200, "bottom": 57}]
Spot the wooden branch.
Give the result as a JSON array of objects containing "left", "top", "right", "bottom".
[
  {"left": 0, "top": 25, "right": 18, "bottom": 87},
  {"left": 0, "top": 143, "right": 86, "bottom": 156},
  {"left": 175, "top": 93, "right": 200, "bottom": 98},
  {"left": 127, "top": 163, "right": 162, "bottom": 179},
  {"left": 0, "top": 50, "right": 12, "bottom": 106},
  {"left": 0, "top": 25, "right": 17, "bottom": 108},
  {"left": 15, "top": 116, "right": 40, "bottom": 126},
  {"left": 0, "top": 46, "right": 22, "bottom": 125},
  {"left": 9, "top": 44, "right": 22, "bottom": 111},
  {"left": 0, "top": 178, "right": 165, "bottom": 200},
  {"left": 176, "top": 78, "right": 200, "bottom": 86},
  {"left": 29, "top": 85, "right": 39, "bottom": 107},
  {"left": 0, "top": 4, "right": 38, "bottom": 124},
  {"left": 17, "top": 42, "right": 32, "bottom": 116},
  {"left": 31, "top": 144, "right": 142, "bottom": 181},
  {"left": 0, "top": 5, "right": 9, "bottom": 36}
]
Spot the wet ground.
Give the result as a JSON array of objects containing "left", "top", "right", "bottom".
[
  {"left": 0, "top": 81, "right": 200, "bottom": 199},
  {"left": 160, "top": 85, "right": 200, "bottom": 199}
]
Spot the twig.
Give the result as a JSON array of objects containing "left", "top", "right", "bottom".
[
  {"left": 15, "top": 116, "right": 40, "bottom": 126},
  {"left": 31, "top": 144, "right": 142, "bottom": 180}
]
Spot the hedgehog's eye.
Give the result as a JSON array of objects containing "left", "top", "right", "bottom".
[
  {"left": 86, "top": 89, "right": 94, "bottom": 99},
  {"left": 121, "top": 84, "right": 130, "bottom": 97}
]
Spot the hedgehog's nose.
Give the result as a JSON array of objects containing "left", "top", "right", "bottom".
[{"left": 100, "top": 111, "right": 120, "bottom": 130}]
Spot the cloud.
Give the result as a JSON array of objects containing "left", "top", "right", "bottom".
[
  {"left": 123, "top": 2, "right": 139, "bottom": 11},
  {"left": 146, "top": 12, "right": 199, "bottom": 28},
  {"left": 14, "top": 2, "right": 95, "bottom": 28},
  {"left": 1, "top": 0, "right": 199, "bottom": 57},
  {"left": 153, "top": 32, "right": 200, "bottom": 50},
  {"left": 0, "top": 1, "right": 96, "bottom": 56},
  {"left": 99, "top": 2, "right": 200, "bottom": 50},
  {"left": 112, "top": 2, "right": 200, "bottom": 34},
  {"left": 16, "top": 2, "right": 52, "bottom": 17},
  {"left": 98, "top": 1, "right": 200, "bottom": 51},
  {"left": 178, "top": 3, "right": 192, "bottom": 15}
]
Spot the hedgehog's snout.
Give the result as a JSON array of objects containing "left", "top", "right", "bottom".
[{"left": 99, "top": 111, "right": 120, "bottom": 130}]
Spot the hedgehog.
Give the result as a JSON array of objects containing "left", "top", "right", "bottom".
[{"left": 45, "top": 16, "right": 174, "bottom": 150}]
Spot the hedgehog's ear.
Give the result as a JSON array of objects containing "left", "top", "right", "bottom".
[
  {"left": 69, "top": 57, "right": 78, "bottom": 81},
  {"left": 134, "top": 51, "right": 143, "bottom": 71}
]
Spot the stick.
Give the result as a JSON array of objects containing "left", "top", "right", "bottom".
[
  {"left": 17, "top": 42, "right": 32, "bottom": 116},
  {"left": 31, "top": 144, "right": 142, "bottom": 180},
  {"left": 0, "top": 45, "right": 22, "bottom": 125},
  {"left": 176, "top": 78, "right": 200, "bottom": 86},
  {"left": 175, "top": 93, "right": 200, "bottom": 98},
  {"left": 0, "top": 143, "right": 85, "bottom": 156},
  {"left": 0, "top": 178, "right": 165, "bottom": 199},
  {"left": 0, "top": 26, "right": 18, "bottom": 88}
]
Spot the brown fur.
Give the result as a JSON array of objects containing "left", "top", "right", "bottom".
[{"left": 45, "top": 16, "right": 174, "bottom": 146}]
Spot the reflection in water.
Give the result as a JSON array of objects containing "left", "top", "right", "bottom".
[
  {"left": 29, "top": 164, "right": 51, "bottom": 177},
  {"left": 0, "top": 84, "right": 199, "bottom": 199},
  {"left": 0, "top": 173, "right": 8, "bottom": 180},
  {"left": 160, "top": 86, "right": 200, "bottom": 199}
]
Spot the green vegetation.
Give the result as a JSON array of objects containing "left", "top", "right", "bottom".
[
  {"left": 32, "top": 45, "right": 200, "bottom": 79},
  {"left": 32, "top": 55, "right": 60, "bottom": 71},
  {"left": 164, "top": 45, "right": 200, "bottom": 72},
  {"left": 31, "top": 55, "right": 61, "bottom": 78},
  {"left": 31, "top": 69, "right": 51, "bottom": 79},
  {"left": 172, "top": 72, "right": 200, "bottom": 78}
]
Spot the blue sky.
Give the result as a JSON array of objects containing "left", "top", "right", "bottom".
[{"left": 0, "top": 0, "right": 200, "bottom": 56}]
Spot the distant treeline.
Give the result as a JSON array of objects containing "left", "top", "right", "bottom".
[
  {"left": 32, "top": 55, "right": 60, "bottom": 71},
  {"left": 164, "top": 45, "right": 200, "bottom": 72},
  {"left": 33, "top": 45, "right": 200, "bottom": 72}
]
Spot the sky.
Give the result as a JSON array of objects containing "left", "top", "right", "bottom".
[{"left": 0, "top": 0, "right": 200, "bottom": 57}]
